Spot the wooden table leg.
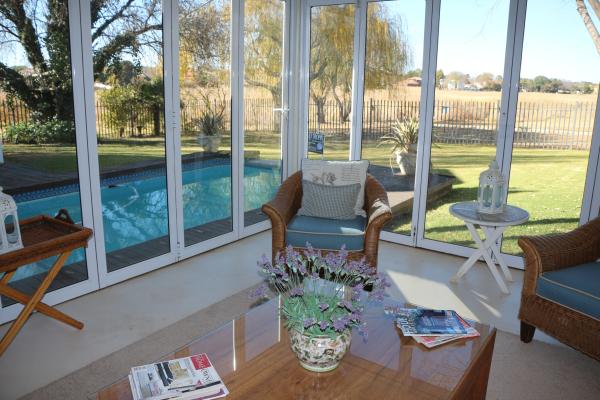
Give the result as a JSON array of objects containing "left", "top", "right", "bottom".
[
  {"left": 0, "top": 251, "right": 73, "bottom": 357},
  {"left": 0, "top": 284, "right": 83, "bottom": 329}
]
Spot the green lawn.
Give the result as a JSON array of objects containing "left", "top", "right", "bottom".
[{"left": 4, "top": 133, "right": 589, "bottom": 255}]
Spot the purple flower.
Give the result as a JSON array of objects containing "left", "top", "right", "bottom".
[
  {"left": 319, "top": 320, "right": 329, "bottom": 330},
  {"left": 332, "top": 317, "right": 349, "bottom": 332},
  {"left": 290, "top": 286, "right": 304, "bottom": 297},
  {"left": 318, "top": 302, "right": 329, "bottom": 312},
  {"left": 303, "top": 318, "right": 316, "bottom": 328},
  {"left": 338, "top": 300, "right": 355, "bottom": 312},
  {"left": 348, "top": 312, "right": 362, "bottom": 322},
  {"left": 358, "top": 323, "right": 368, "bottom": 341},
  {"left": 351, "top": 287, "right": 362, "bottom": 302},
  {"left": 249, "top": 284, "right": 268, "bottom": 299}
]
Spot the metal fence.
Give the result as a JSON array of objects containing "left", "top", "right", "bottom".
[{"left": 0, "top": 97, "right": 596, "bottom": 150}]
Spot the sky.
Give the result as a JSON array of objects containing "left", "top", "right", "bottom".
[
  {"left": 1, "top": 0, "right": 599, "bottom": 83},
  {"left": 384, "top": 0, "right": 600, "bottom": 83}
]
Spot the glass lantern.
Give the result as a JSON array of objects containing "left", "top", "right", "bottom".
[
  {"left": 0, "top": 187, "right": 23, "bottom": 255},
  {"left": 477, "top": 159, "right": 506, "bottom": 215}
]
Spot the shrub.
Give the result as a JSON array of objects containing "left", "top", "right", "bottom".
[{"left": 4, "top": 119, "right": 75, "bottom": 144}]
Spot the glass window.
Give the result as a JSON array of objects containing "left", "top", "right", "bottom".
[
  {"left": 0, "top": 0, "right": 88, "bottom": 303},
  {"left": 91, "top": 0, "right": 169, "bottom": 270},
  {"left": 502, "top": 0, "right": 600, "bottom": 255},
  {"left": 423, "top": 0, "right": 510, "bottom": 247},
  {"left": 243, "top": 0, "right": 285, "bottom": 227},
  {"left": 361, "top": 0, "right": 426, "bottom": 236},
  {"left": 179, "top": 0, "right": 233, "bottom": 246},
  {"left": 307, "top": 4, "right": 356, "bottom": 160}
]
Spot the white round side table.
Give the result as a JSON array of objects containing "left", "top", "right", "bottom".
[{"left": 449, "top": 202, "right": 529, "bottom": 294}]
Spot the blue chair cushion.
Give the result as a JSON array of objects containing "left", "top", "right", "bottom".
[
  {"left": 536, "top": 261, "right": 600, "bottom": 320},
  {"left": 286, "top": 215, "right": 367, "bottom": 251}
]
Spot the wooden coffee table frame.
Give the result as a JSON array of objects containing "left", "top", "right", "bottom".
[{"left": 0, "top": 215, "right": 93, "bottom": 356}]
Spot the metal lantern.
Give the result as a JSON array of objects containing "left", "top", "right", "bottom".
[
  {"left": 477, "top": 159, "right": 506, "bottom": 215},
  {"left": 0, "top": 187, "right": 23, "bottom": 255}
]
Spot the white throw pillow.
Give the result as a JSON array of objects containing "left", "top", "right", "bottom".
[{"left": 301, "top": 159, "right": 369, "bottom": 217}]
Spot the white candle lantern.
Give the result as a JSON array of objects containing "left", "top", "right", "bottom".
[
  {"left": 0, "top": 187, "right": 23, "bottom": 255},
  {"left": 477, "top": 159, "right": 506, "bottom": 215}
]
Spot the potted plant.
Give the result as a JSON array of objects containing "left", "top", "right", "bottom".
[
  {"left": 196, "top": 109, "right": 224, "bottom": 153},
  {"left": 196, "top": 92, "right": 226, "bottom": 153},
  {"left": 251, "top": 244, "right": 390, "bottom": 372},
  {"left": 378, "top": 117, "right": 419, "bottom": 175}
]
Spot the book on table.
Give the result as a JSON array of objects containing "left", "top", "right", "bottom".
[
  {"left": 395, "top": 308, "right": 479, "bottom": 348},
  {"left": 128, "top": 353, "right": 228, "bottom": 400}
]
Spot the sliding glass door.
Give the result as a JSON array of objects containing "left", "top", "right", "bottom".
[
  {"left": 0, "top": 0, "right": 98, "bottom": 322},
  {"left": 306, "top": 2, "right": 356, "bottom": 161},
  {"left": 178, "top": 0, "right": 234, "bottom": 247},
  {"left": 420, "top": 0, "right": 511, "bottom": 250},
  {"left": 501, "top": 0, "right": 600, "bottom": 256},
  {"left": 242, "top": 0, "right": 287, "bottom": 227},
  {"left": 90, "top": 0, "right": 171, "bottom": 272},
  {"left": 360, "top": 0, "right": 426, "bottom": 237},
  {"left": 299, "top": 0, "right": 600, "bottom": 267}
]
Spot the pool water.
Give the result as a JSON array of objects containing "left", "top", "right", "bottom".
[{"left": 12, "top": 164, "right": 280, "bottom": 281}]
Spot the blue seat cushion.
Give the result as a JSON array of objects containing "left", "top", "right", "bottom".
[
  {"left": 536, "top": 261, "right": 600, "bottom": 320},
  {"left": 286, "top": 215, "right": 367, "bottom": 251}
]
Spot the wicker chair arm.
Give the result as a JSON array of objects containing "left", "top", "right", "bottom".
[
  {"left": 261, "top": 171, "right": 302, "bottom": 227},
  {"left": 364, "top": 174, "right": 392, "bottom": 250},
  {"left": 518, "top": 217, "right": 600, "bottom": 295}
]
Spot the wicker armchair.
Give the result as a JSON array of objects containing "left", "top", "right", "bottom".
[
  {"left": 261, "top": 171, "right": 392, "bottom": 270},
  {"left": 518, "top": 217, "right": 600, "bottom": 360}
]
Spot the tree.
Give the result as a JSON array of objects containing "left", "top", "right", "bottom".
[
  {"left": 0, "top": 0, "right": 162, "bottom": 125},
  {"left": 306, "top": 4, "right": 409, "bottom": 123},
  {"left": 576, "top": 0, "right": 600, "bottom": 56},
  {"left": 179, "top": 0, "right": 230, "bottom": 90},
  {"left": 244, "top": 0, "right": 284, "bottom": 106},
  {"left": 532, "top": 75, "right": 551, "bottom": 92}
]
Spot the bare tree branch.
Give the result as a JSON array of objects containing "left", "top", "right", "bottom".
[{"left": 576, "top": 0, "right": 600, "bottom": 56}]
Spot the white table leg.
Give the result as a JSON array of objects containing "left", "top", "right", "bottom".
[
  {"left": 482, "top": 226, "right": 513, "bottom": 282},
  {"left": 451, "top": 222, "right": 494, "bottom": 282},
  {"left": 454, "top": 223, "right": 510, "bottom": 294}
]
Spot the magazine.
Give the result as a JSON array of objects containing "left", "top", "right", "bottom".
[
  {"left": 129, "top": 353, "right": 228, "bottom": 400},
  {"left": 412, "top": 315, "right": 479, "bottom": 348},
  {"left": 395, "top": 308, "right": 468, "bottom": 336}
]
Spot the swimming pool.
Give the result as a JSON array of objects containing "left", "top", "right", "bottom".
[{"left": 11, "top": 162, "right": 280, "bottom": 281}]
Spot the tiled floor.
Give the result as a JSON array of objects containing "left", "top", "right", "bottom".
[{"left": 0, "top": 232, "right": 559, "bottom": 399}]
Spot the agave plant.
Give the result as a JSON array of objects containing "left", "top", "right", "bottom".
[
  {"left": 378, "top": 117, "right": 419, "bottom": 153},
  {"left": 197, "top": 110, "right": 224, "bottom": 137}
]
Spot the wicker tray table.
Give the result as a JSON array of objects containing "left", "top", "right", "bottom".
[{"left": 0, "top": 214, "right": 93, "bottom": 356}]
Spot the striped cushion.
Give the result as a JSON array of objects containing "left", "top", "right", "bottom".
[{"left": 298, "top": 180, "right": 361, "bottom": 220}]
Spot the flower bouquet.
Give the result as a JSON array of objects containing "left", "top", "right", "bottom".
[{"left": 252, "top": 244, "right": 390, "bottom": 372}]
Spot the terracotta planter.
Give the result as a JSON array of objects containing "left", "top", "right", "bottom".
[{"left": 288, "top": 328, "right": 352, "bottom": 372}]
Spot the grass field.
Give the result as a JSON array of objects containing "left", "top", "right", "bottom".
[{"left": 3, "top": 131, "right": 589, "bottom": 255}]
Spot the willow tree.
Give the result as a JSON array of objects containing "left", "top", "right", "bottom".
[{"left": 310, "top": 4, "right": 409, "bottom": 123}]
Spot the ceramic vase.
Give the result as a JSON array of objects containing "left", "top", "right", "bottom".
[{"left": 288, "top": 328, "right": 352, "bottom": 372}]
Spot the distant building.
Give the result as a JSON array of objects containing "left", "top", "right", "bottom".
[
  {"left": 441, "top": 79, "right": 465, "bottom": 90},
  {"left": 404, "top": 77, "right": 422, "bottom": 87}
]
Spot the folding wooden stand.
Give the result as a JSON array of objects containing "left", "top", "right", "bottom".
[{"left": 0, "top": 214, "right": 92, "bottom": 356}]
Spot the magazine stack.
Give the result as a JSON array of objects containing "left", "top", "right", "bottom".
[
  {"left": 128, "top": 353, "right": 229, "bottom": 400},
  {"left": 395, "top": 308, "right": 479, "bottom": 348}
]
